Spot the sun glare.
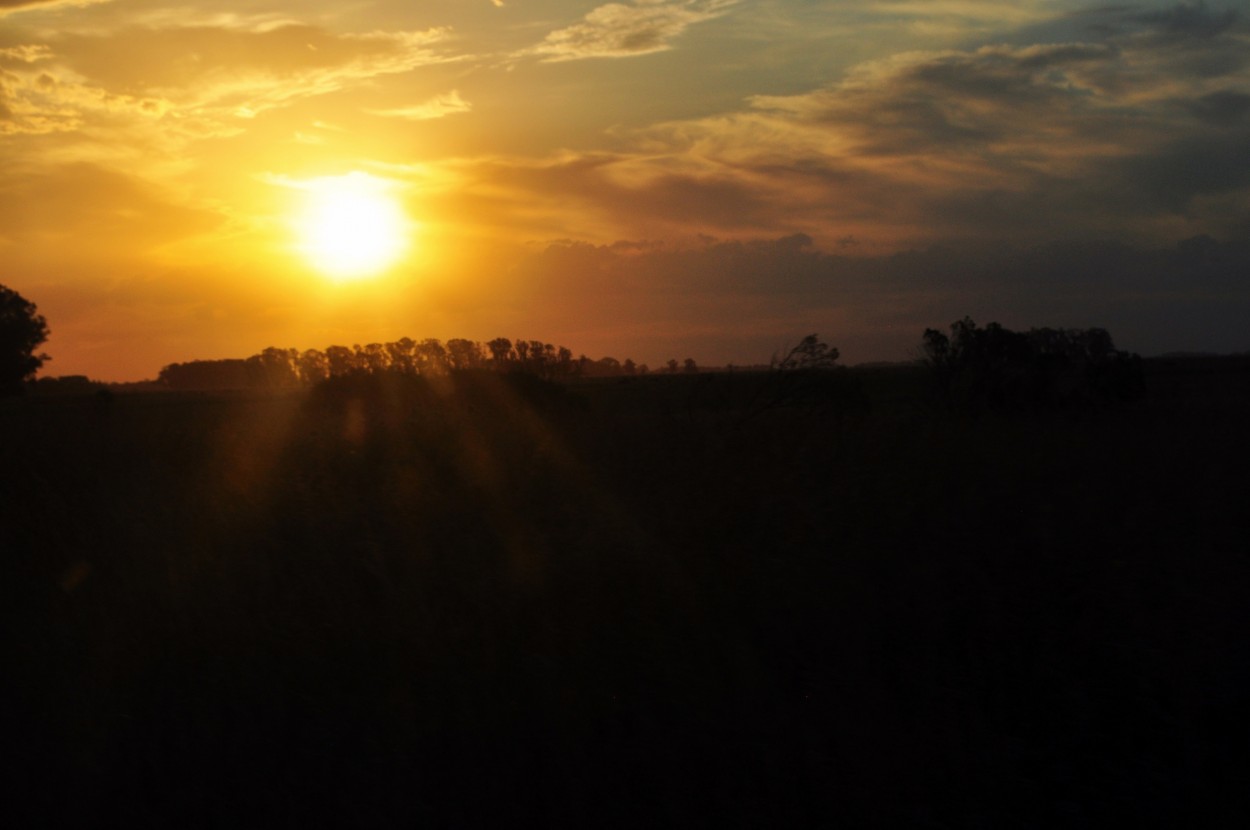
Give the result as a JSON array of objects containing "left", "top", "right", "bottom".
[{"left": 294, "top": 173, "right": 410, "bottom": 281}]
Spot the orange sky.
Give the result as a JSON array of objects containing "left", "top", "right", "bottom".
[{"left": 2, "top": 1, "right": 1249, "bottom": 380}]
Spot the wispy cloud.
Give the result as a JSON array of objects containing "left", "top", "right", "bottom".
[
  {"left": 522, "top": 0, "right": 737, "bottom": 62},
  {"left": 367, "top": 90, "right": 471, "bottom": 121},
  {"left": 0, "top": 0, "right": 112, "bottom": 18},
  {"left": 0, "top": 24, "right": 458, "bottom": 140},
  {"left": 0, "top": 44, "right": 54, "bottom": 63}
]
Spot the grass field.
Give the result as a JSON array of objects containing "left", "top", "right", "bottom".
[{"left": 3, "top": 362, "right": 1249, "bottom": 825}]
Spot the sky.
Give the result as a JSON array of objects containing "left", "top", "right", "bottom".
[{"left": 2, "top": 0, "right": 1249, "bottom": 380}]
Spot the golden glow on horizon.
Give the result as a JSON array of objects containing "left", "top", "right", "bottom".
[{"left": 294, "top": 173, "right": 411, "bottom": 281}]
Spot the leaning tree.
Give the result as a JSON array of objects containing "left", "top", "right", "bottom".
[{"left": 0, "top": 283, "right": 50, "bottom": 396}]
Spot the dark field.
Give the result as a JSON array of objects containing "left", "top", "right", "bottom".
[{"left": 3, "top": 362, "right": 1249, "bottom": 826}]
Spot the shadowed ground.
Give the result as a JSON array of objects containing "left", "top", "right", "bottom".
[{"left": 3, "top": 364, "right": 1249, "bottom": 826}]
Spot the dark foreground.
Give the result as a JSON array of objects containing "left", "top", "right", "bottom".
[{"left": 3, "top": 362, "right": 1249, "bottom": 826}]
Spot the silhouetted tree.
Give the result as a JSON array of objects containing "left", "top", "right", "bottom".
[
  {"left": 446, "top": 338, "right": 483, "bottom": 371},
  {"left": 415, "top": 339, "right": 448, "bottom": 374},
  {"left": 774, "top": 334, "right": 839, "bottom": 371},
  {"left": 298, "top": 349, "right": 330, "bottom": 384},
  {"left": 0, "top": 283, "right": 50, "bottom": 396},
  {"left": 683, "top": 358, "right": 698, "bottom": 374},
  {"left": 922, "top": 317, "right": 1144, "bottom": 411},
  {"left": 922, "top": 318, "right": 1033, "bottom": 409},
  {"left": 325, "top": 345, "right": 357, "bottom": 377},
  {"left": 358, "top": 343, "right": 385, "bottom": 373},
  {"left": 252, "top": 347, "right": 299, "bottom": 387},
  {"left": 487, "top": 337, "right": 514, "bottom": 367},
  {"left": 387, "top": 338, "right": 417, "bottom": 374},
  {"left": 753, "top": 334, "right": 860, "bottom": 416},
  {"left": 555, "top": 346, "right": 574, "bottom": 377},
  {"left": 666, "top": 359, "right": 679, "bottom": 374}
]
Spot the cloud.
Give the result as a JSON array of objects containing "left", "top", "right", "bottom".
[
  {"left": 56, "top": 24, "right": 454, "bottom": 107},
  {"left": 575, "top": 7, "right": 1250, "bottom": 245},
  {"left": 0, "top": 24, "right": 457, "bottom": 140},
  {"left": 420, "top": 3, "right": 1250, "bottom": 253},
  {"left": 0, "top": 44, "right": 53, "bottom": 63},
  {"left": 0, "top": 62, "right": 169, "bottom": 136},
  {"left": 1183, "top": 89, "right": 1250, "bottom": 126},
  {"left": 522, "top": 0, "right": 737, "bottom": 62},
  {"left": 1137, "top": 1, "right": 1241, "bottom": 39},
  {"left": 367, "top": 90, "right": 471, "bottom": 120},
  {"left": 0, "top": 0, "right": 111, "bottom": 18}
]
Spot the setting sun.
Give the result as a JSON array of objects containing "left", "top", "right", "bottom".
[{"left": 294, "top": 173, "right": 410, "bottom": 281}]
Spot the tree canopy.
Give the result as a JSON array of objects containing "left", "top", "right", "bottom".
[{"left": 0, "top": 284, "right": 49, "bottom": 396}]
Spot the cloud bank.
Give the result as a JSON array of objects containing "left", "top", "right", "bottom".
[{"left": 449, "top": 4, "right": 1250, "bottom": 248}]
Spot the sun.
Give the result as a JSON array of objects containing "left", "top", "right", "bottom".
[{"left": 294, "top": 173, "right": 411, "bottom": 281}]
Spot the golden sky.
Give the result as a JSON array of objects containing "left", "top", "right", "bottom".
[{"left": 3, "top": 1, "right": 1249, "bottom": 379}]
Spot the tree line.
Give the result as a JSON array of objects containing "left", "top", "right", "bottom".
[
  {"left": 156, "top": 337, "right": 699, "bottom": 391},
  {"left": 922, "top": 318, "right": 1145, "bottom": 411},
  {"left": 2, "top": 280, "right": 1147, "bottom": 409}
]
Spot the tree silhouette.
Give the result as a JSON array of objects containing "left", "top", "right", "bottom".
[
  {"left": 487, "top": 337, "right": 514, "bottom": 367},
  {"left": 751, "top": 334, "right": 859, "bottom": 416},
  {"left": 160, "top": 334, "right": 643, "bottom": 391},
  {"left": 922, "top": 317, "right": 1144, "bottom": 411},
  {"left": 0, "top": 283, "right": 50, "bottom": 396},
  {"left": 446, "top": 338, "right": 483, "bottom": 371},
  {"left": 774, "top": 334, "right": 839, "bottom": 371}
]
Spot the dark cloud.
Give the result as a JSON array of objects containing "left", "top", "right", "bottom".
[
  {"left": 750, "top": 42, "right": 1125, "bottom": 159},
  {"left": 902, "top": 43, "right": 1114, "bottom": 99},
  {"left": 1138, "top": 2, "right": 1240, "bottom": 39},
  {"left": 566, "top": 12, "right": 1249, "bottom": 246},
  {"left": 1182, "top": 89, "right": 1250, "bottom": 125},
  {"left": 1002, "top": 3, "right": 1250, "bottom": 84},
  {"left": 1115, "top": 130, "right": 1250, "bottom": 211}
]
